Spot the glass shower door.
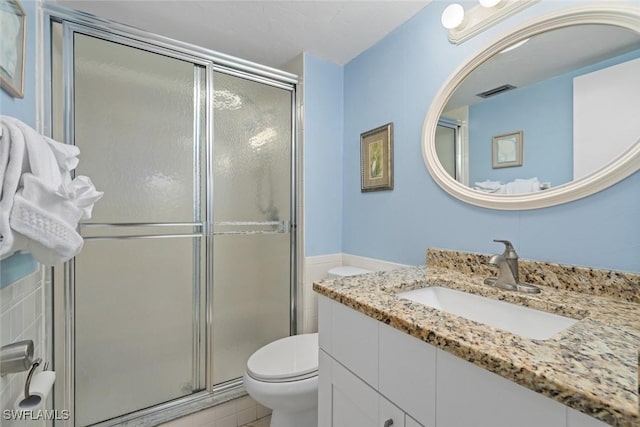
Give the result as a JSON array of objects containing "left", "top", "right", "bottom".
[
  {"left": 212, "top": 72, "right": 293, "bottom": 386},
  {"left": 70, "top": 32, "right": 206, "bottom": 426}
]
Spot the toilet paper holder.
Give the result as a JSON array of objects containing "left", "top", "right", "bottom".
[
  {"left": 24, "top": 357, "right": 43, "bottom": 400},
  {"left": 1, "top": 339, "right": 35, "bottom": 376},
  {"left": 0, "top": 339, "right": 44, "bottom": 399}
]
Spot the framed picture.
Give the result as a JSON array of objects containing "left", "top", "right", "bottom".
[
  {"left": 0, "top": 0, "right": 26, "bottom": 99},
  {"left": 492, "top": 131, "right": 523, "bottom": 169},
  {"left": 361, "top": 122, "right": 393, "bottom": 192}
]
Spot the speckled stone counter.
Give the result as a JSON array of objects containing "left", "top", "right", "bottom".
[{"left": 313, "top": 250, "right": 640, "bottom": 427}]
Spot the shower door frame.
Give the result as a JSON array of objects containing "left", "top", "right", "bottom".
[{"left": 44, "top": 5, "right": 300, "bottom": 426}]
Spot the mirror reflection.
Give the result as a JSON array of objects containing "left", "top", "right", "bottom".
[{"left": 437, "top": 24, "right": 640, "bottom": 195}]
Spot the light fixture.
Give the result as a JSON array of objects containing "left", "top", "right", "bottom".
[
  {"left": 441, "top": 0, "right": 539, "bottom": 44},
  {"left": 441, "top": 4, "right": 466, "bottom": 30}
]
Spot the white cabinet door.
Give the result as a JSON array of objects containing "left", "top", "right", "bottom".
[
  {"left": 379, "top": 323, "right": 436, "bottom": 427},
  {"left": 380, "top": 394, "right": 405, "bottom": 427},
  {"left": 436, "top": 349, "right": 566, "bottom": 427},
  {"left": 406, "top": 415, "right": 424, "bottom": 427},
  {"left": 319, "top": 350, "right": 332, "bottom": 427},
  {"left": 328, "top": 355, "right": 409, "bottom": 427},
  {"left": 331, "top": 359, "right": 379, "bottom": 427}
]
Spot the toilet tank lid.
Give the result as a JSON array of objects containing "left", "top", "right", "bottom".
[{"left": 328, "top": 266, "right": 371, "bottom": 277}]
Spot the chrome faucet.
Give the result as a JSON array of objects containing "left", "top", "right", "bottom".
[{"left": 485, "top": 240, "right": 540, "bottom": 294}]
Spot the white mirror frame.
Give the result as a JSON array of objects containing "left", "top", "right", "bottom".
[{"left": 423, "top": 3, "right": 640, "bottom": 210}]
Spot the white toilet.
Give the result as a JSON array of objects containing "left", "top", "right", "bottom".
[{"left": 243, "top": 266, "right": 371, "bottom": 427}]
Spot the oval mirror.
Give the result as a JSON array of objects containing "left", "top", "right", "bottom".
[{"left": 423, "top": 4, "right": 640, "bottom": 210}]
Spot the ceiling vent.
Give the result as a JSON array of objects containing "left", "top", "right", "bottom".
[{"left": 476, "top": 84, "right": 517, "bottom": 99}]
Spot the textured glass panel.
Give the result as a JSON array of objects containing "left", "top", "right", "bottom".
[
  {"left": 213, "top": 72, "right": 292, "bottom": 222},
  {"left": 435, "top": 125, "right": 457, "bottom": 179},
  {"left": 75, "top": 237, "right": 199, "bottom": 426},
  {"left": 213, "top": 234, "right": 290, "bottom": 385},
  {"left": 212, "top": 73, "right": 293, "bottom": 385},
  {"left": 74, "top": 34, "right": 197, "bottom": 223}
]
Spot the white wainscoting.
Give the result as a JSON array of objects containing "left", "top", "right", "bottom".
[{"left": 302, "top": 254, "right": 409, "bottom": 333}]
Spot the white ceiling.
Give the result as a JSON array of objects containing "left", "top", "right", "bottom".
[
  {"left": 53, "top": 0, "right": 433, "bottom": 69},
  {"left": 445, "top": 24, "right": 640, "bottom": 111}
]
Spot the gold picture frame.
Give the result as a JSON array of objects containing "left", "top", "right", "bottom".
[
  {"left": 492, "top": 130, "right": 523, "bottom": 169},
  {"left": 0, "top": 0, "right": 26, "bottom": 99},
  {"left": 361, "top": 123, "right": 393, "bottom": 192}
]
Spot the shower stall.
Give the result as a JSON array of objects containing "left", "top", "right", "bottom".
[{"left": 46, "top": 6, "right": 298, "bottom": 426}]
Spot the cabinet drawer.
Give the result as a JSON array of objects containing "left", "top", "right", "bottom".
[
  {"left": 379, "top": 322, "right": 436, "bottom": 427},
  {"left": 318, "top": 295, "right": 332, "bottom": 352},
  {"left": 330, "top": 299, "right": 379, "bottom": 387},
  {"left": 331, "top": 359, "right": 379, "bottom": 427},
  {"left": 436, "top": 349, "right": 566, "bottom": 427}
]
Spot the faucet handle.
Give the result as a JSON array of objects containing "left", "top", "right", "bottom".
[{"left": 493, "top": 239, "right": 518, "bottom": 260}]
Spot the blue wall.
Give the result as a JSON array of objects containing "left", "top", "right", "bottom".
[
  {"left": 469, "top": 75, "right": 572, "bottom": 186},
  {"left": 341, "top": 0, "right": 640, "bottom": 272},
  {"left": 0, "top": 0, "right": 39, "bottom": 287},
  {"left": 304, "top": 54, "right": 344, "bottom": 256},
  {"left": 468, "top": 49, "right": 640, "bottom": 186}
]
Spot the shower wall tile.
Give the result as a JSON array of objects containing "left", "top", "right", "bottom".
[{"left": 0, "top": 268, "right": 47, "bottom": 426}]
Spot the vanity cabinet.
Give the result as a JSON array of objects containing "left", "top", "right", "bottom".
[
  {"left": 318, "top": 295, "right": 609, "bottom": 427},
  {"left": 321, "top": 349, "right": 407, "bottom": 427}
]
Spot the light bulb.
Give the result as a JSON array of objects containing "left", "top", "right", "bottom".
[
  {"left": 441, "top": 4, "right": 465, "bottom": 30},
  {"left": 479, "top": 0, "right": 506, "bottom": 8}
]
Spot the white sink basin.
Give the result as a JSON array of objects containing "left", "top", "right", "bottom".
[{"left": 398, "top": 286, "right": 578, "bottom": 340}]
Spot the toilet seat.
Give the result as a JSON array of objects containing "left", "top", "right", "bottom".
[{"left": 247, "top": 333, "right": 318, "bottom": 383}]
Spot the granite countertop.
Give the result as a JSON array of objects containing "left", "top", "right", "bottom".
[{"left": 313, "top": 252, "right": 640, "bottom": 427}]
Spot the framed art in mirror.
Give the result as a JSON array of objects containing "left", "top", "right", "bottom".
[
  {"left": 0, "top": 0, "right": 26, "bottom": 99},
  {"left": 361, "top": 123, "right": 394, "bottom": 192},
  {"left": 492, "top": 131, "right": 523, "bottom": 169}
]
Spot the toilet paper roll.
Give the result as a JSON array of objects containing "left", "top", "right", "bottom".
[{"left": 14, "top": 371, "right": 56, "bottom": 410}]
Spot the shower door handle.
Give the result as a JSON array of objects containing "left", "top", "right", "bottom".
[{"left": 212, "top": 220, "right": 290, "bottom": 235}]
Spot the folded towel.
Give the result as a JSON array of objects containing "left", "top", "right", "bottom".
[
  {"left": 505, "top": 177, "right": 541, "bottom": 195},
  {"left": 10, "top": 174, "right": 84, "bottom": 265},
  {"left": 474, "top": 180, "right": 506, "bottom": 194},
  {"left": 474, "top": 179, "right": 503, "bottom": 190}
]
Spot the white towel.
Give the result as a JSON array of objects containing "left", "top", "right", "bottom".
[
  {"left": 0, "top": 115, "right": 103, "bottom": 264},
  {"left": 504, "top": 177, "right": 541, "bottom": 194},
  {"left": 10, "top": 174, "right": 84, "bottom": 265},
  {"left": 0, "top": 121, "right": 27, "bottom": 254},
  {"left": 473, "top": 180, "right": 505, "bottom": 194}
]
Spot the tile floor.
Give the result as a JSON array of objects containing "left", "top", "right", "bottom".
[
  {"left": 240, "top": 415, "right": 271, "bottom": 427},
  {"left": 158, "top": 395, "right": 271, "bottom": 427}
]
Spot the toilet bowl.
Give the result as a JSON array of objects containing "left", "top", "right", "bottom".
[
  {"left": 243, "top": 266, "right": 371, "bottom": 427},
  {"left": 243, "top": 333, "right": 319, "bottom": 427}
]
